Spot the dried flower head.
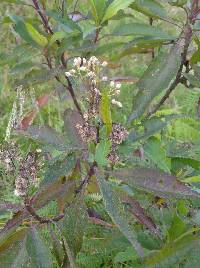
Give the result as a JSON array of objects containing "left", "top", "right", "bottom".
[
  {"left": 109, "top": 124, "right": 129, "bottom": 145},
  {"left": 76, "top": 123, "right": 97, "bottom": 142},
  {"left": 108, "top": 146, "right": 120, "bottom": 164},
  {"left": 14, "top": 152, "right": 39, "bottom": 196}
]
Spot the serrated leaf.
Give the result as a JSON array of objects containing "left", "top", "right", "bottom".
[
  {"left": 111, "top": 168, "right": 200, "bottom": 199},
  {"left": 143, "top": 229, "right": 200, "bottom": 268},
  {"left": 102, "top": 0, "right": 135, "bottom": 23},
  {"left": 26, "top": 228, "right": 53, "bottom": 268},
  {"left": 129, "top": 43, "right": 182, "bottom": 120},
  {"left": 99, "top": 90, "right": 112, "bottom": 135},
  {"left": 95, "top": 139, "right": 111, "bottom": 167},
  {"left": 97, "top": 176, "right": 144, "bottom": 256},
  {"left": 144, "top": 137, "right": 171, "bottom": 173},
  {"left": 0, "top": 229, "right": 28, "bottom": 268},
  {"left": 42, "top": 153, "right": 76, "bottom": 186},
  {"left": 60, "top": 195, "right": 88, "bottom": 255}
]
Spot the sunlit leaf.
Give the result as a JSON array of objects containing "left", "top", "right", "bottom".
[{"left": 102, "top": 0, "right": 135, "bottom": 23}]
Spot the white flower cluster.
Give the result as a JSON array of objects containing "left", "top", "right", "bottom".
[
  {"left": 109, "top": 81, "right": 122, "bottom": 108},
  {"left": 65, "top": 56, "right": 122, "bottom": 108}
]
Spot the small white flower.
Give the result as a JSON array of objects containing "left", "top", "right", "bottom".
[
  {"left": 102, "top": 76, "right": 108, "bottom": 81},
  {"left": 110, "top": 81, "right": 115, "bottom": 88},
  {"left": 88, "top": 71, "right": 95, "bottom": 78},
  {"left": 73, "top": 57, "right": 82, "bottom": 67},
  {"left": 102, "top": 61, "right": 108, "bottom": 67},
  {"left": 70, "top": 69, "right": 76, "bottom": 74},
  {"left": 36, "top": 148, "right": 42, "bottom": 153},
  {"left": 14, "top": 189, "right": 20, "bottom": 196},
  {"left": 91, "top": 79, "right": 97, "bottom": 85},
  {"left": 65, "top": 72, "right": 72, "bottom": 77},
  {"left": 82, "top": 58, "right": 87, "bottom": 65},
  {"left": 116, "top": 83, "right": 121, "bottom": 89},
  {"left": 111, "top": 99, "right": 122, "bottom": 108},
  {"left": 116, "top": 90, "right": 120, "bottom": 95},
  {"left": 80, "top": 66, "right": 87, "bottom": 72}
]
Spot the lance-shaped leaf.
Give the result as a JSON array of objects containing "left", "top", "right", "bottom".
[
  {"left": 97, "top": 176, "right": 144, "bottom": 257},
  {"left": 122, "top": 196, "right": 160, "bottom": 236},
  {"left": 102, "top": 0, "right": 135, "bottom": 23},
  {"left": 112, "top": 23, "right": 172, "bottom": 39},
  {"left": 130, "top": 0, "right": 167, "bottom": 19},
  {"left": 17, "top": 125, "right": 67, "bottom": 148},
  {"left": 60, "top": 195, "right": 88, "bottom": 255},
  {"left": 129, "top": 41, "right": 183, "bottom": 121},
  {"left": 95, "top": 139, "right": 111, "bottom": 167},
  {"left": 99, "top": 90, "right": 112, "bottom": 135},
  {"left": 111, "top": 168, "right": 200, "bottom": 199},
  {"left": 26, "top": 228, "right": 53, "bottom": 268},
  {"left": 88, "top": 0, "right": 106, "bottom": 25},
  {"left": 142, "top": 229, "right": 200, "bottom": 268},
  {"left": 42, "top": 153, "right": 76, "bottom": 186},
  {"left": 63, "top": 108, "right": 86, "bottom": 148},
  {"left": 0, "top": 228, "right": 28, "bottom": 268}
]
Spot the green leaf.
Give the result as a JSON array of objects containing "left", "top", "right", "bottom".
[
  {"left": 97, "top": 176, "right": 144, "bottom": 257},
  {"left": 25, "top": 23, "right": 48, "bottom": 47},
  {"left": 0, "top": 228, "right": 28, "bottom": 267},
  {"left": 26, "top": 228, "right": 53, "bottom": 268},
  {"left": 130, "top": 0, "right": 167, "bottom": 19},
  {"left": 42, "top": 153, "right": 76, "bottom": 186},
  {"left": 143, "top": 229, "right": 200, "bottom": 268},
  {"left": 18, "top": 125, "right": 67, "bottom": 148},
  {"left": 130, "top": 43, "right": 182, "bottom": 120},
  {"left": 102, "top": 0, "right": 135, "bottom": 23},
  {"left": 99, "top": 90, "right": 112, "bottom": 135},
  {"left": 112, "top": 23, "right": 172, "bottom": 39},
  {"left": 49, "top": 31, "right": 68, "bottom": 47},
  {"left": 111, "top": 168, "right": 200, "bottom": 199},
  {"left": 60, "top": 195, "right": 88, "bottom": 255},
  {"left": 63, "top": 108, "right": 86, "bottom": 148},
  {"left": 88, "top": 0, "right": 106, "bottom": 25},
  {"left": 144, "top": 137, "right": 171, "bottom": 173},
  {"left": 95, "top": 139, "right": 111, "bottom": 167},
  {"left": 182, "top": 176, "right": 200, "bottom": 183},
  {"left": 168, "top": 213, "right": 186, "bottom": 241}
]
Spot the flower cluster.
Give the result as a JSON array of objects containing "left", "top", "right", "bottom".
[
  {"left": 0, "top": 142, "right": 20, "bottom": 173},
  {"left": 5, "top": 86, "right": 25, "bottom": 141},
  {"left": 76, "top": 122, "right": 96, "bottom": 142},
  {"left": 108, "top": 124, "right": 129, "bottom": 164},
  {"left": 14, "top": 152, "right": 39, "bottom": 196}
]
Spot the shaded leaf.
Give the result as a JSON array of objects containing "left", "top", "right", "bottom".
[
  {"left": 129, "top": 43, "right": 183, "bottom": 120},
  {"left": 42, "top": 153, "right": 76, "bottom": 186},
  {"left": 0, "top": 229, "right": 28, "bottom": 268},
  {"left": 17, "top": 125, "right": 66, "bottom": 147},
  {"left": 26, "top": 228, "right": 53, "bottom": 268},
  {"left": 123, "top": 196, "right": 159, "bottom": 236},
  {"left": 97, "top": 176, "right": 144, "bottom": 257},
  {"left": 60, "top": 195, "right": 88, "bottom": 255},
  {"left": 111, "top": 168, "right": 200, "bottom": 199},
  {"left": 144, "top": 137, "right": 171, "bottom": 173}
]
